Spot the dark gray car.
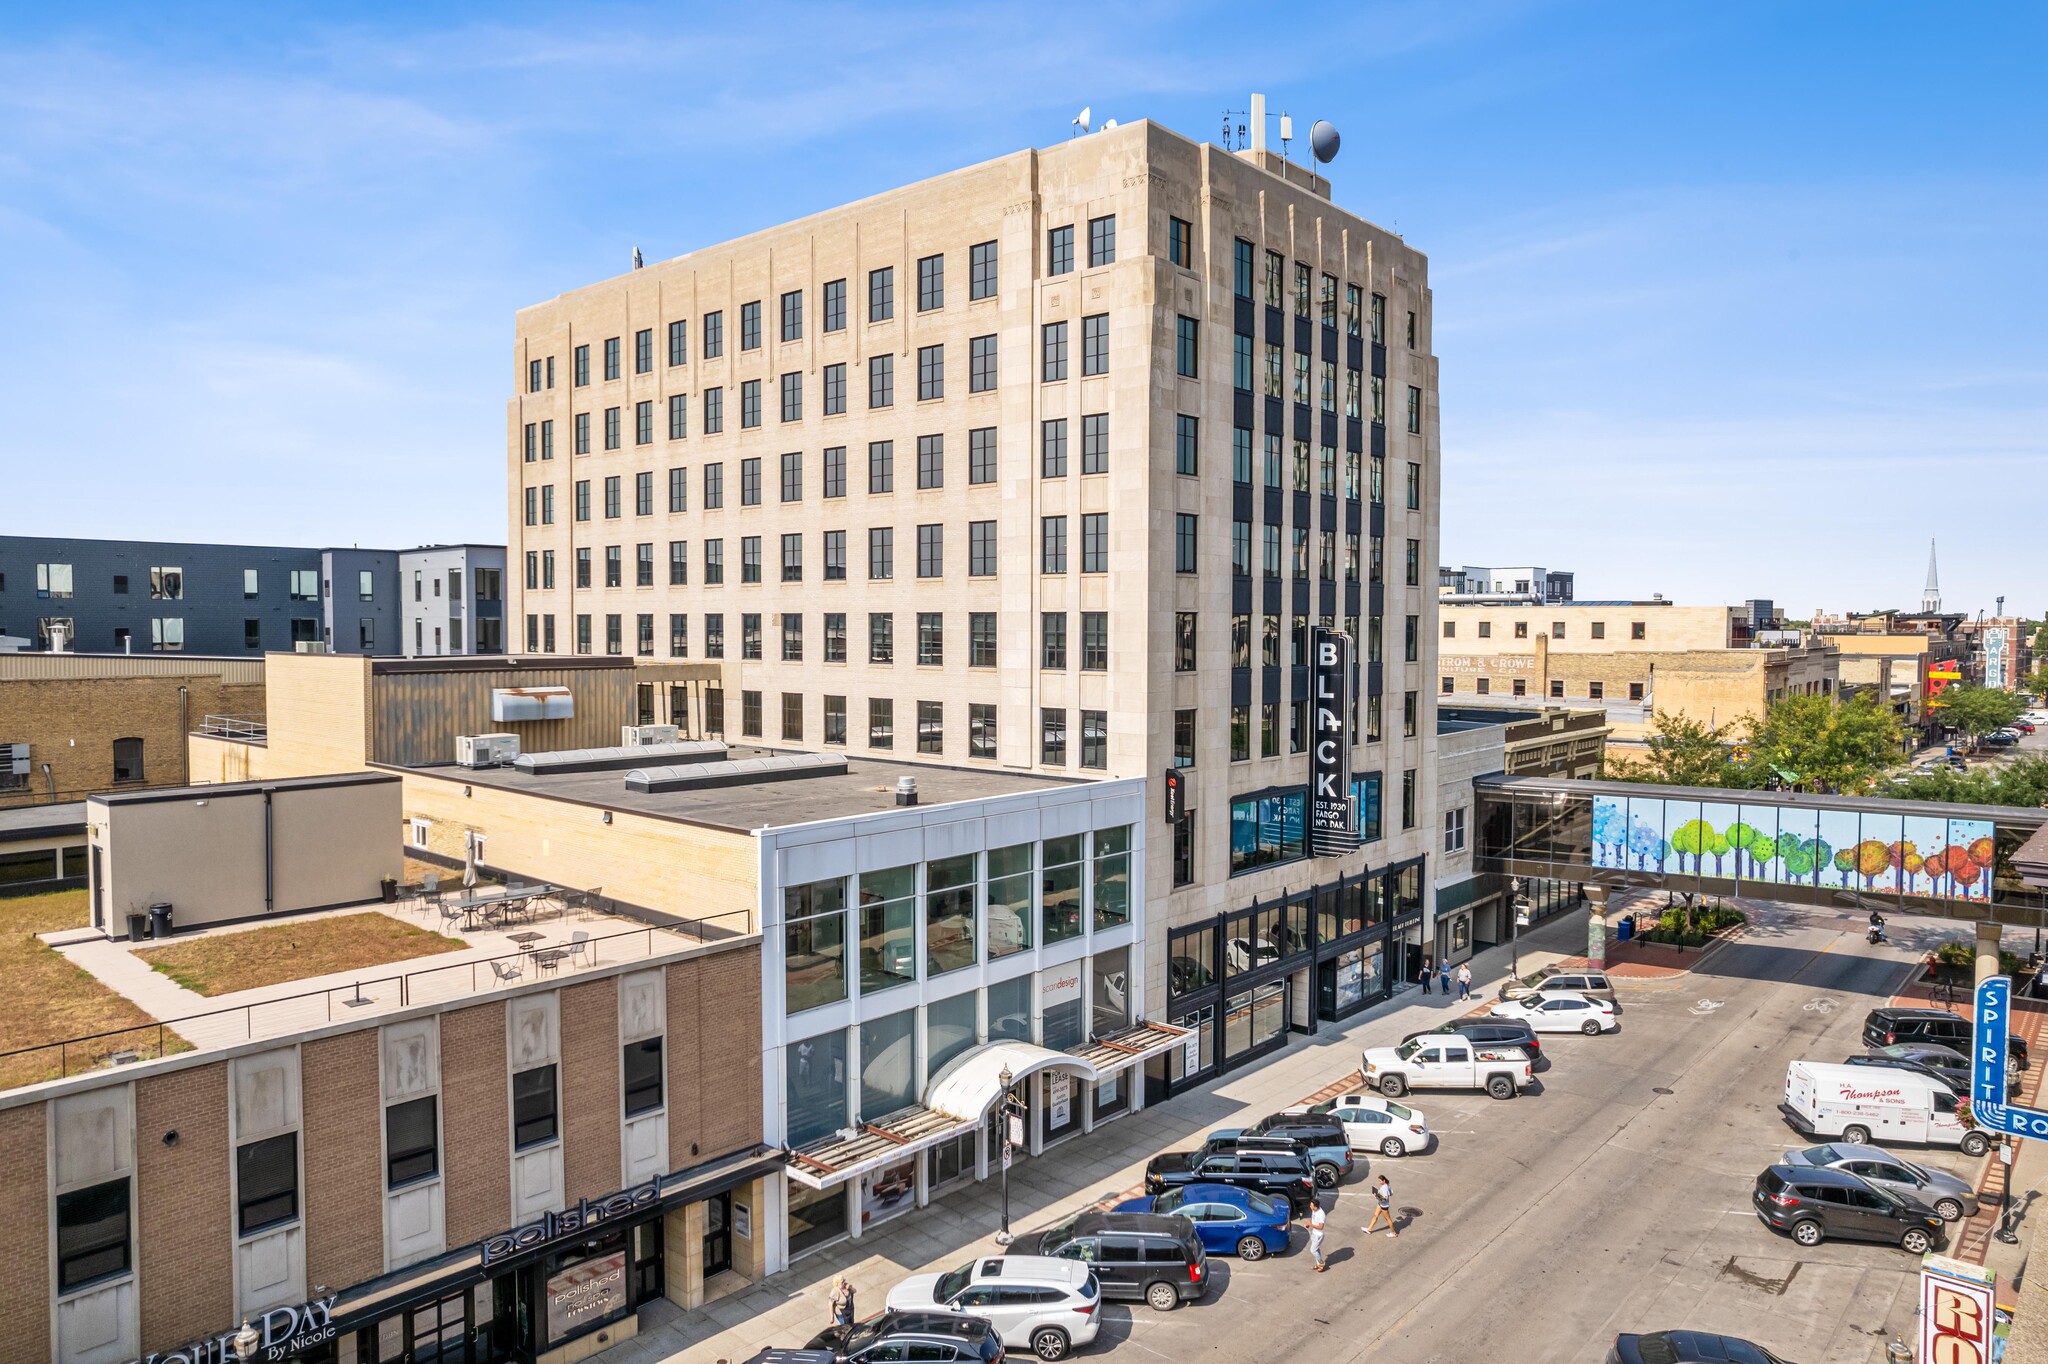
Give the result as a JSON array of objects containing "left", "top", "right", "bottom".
[{"left": 1781, "top": 1142, "right": 1979, "bottom": 1222}]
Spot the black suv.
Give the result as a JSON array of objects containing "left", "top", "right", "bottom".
[
  {"left": 1864, "top": 1006, "right": 2028, "bottom": 1072},
  {"left": 1145, "top": 1145, "right": 1317, "bottom": 1214},
  {"left": 1406, "top": 1018, "right": 1543, "bottom": 1062},
  {"left": 1752, "top": 1164, "right": 1943, "bottom": 1253},
  {"left": 806, "top": 1312, "right": 1004, "bottom": 1363},
  {"left": 1013, "top": 1210, "right": 1208, "bottom": 1312}
]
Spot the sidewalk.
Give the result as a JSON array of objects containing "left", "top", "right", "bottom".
[{"left": 629, "top": 909, "right": 1605, "bottom": 1364}]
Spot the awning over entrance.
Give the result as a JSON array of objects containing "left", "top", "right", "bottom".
[
  {"left": 1065, "top": 1021, "right": 1189, "bottom": 1073},
  {"left": 926, "top": 1040, "right": 1101, "bottom": 1121},
  {"left": 787, "top": 1104, "right": 976, "bottom": 1190}
]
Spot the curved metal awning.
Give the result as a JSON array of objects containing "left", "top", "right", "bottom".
[{"left": 927, "top": 1041, "right": 1101, "bottom": 1122}]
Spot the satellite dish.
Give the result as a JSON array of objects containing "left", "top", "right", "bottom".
[
  {"left": 1102, "top": 118, "right": 1118, "bottom": 130},
  {"left": 1073, "top": 106, "right": 1091, "bottom": 133},
  {"left": 1311, "top": 120, "right": 1341, "bottom": 164}
]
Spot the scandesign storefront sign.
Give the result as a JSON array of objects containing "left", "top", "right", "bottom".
[{"left": 122, "top": 1296, "right": 338, "bottom": 1364}]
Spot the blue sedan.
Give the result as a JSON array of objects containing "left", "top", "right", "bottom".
[{"left": 1112, "top": 1183, "right": 1292, "bottom": 1260}]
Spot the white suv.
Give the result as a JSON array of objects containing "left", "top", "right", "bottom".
[{"left": 886, "top": 1255, "right": 1100, "bottom": 1360}]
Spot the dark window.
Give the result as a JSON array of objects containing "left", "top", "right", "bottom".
[
  {"left": 970, "top": 703, "right": 997, "bottom": 759},
  {"left": 112, "top": 737, "right": 145, "bottom": 783},
  {"left": 1042, "top": 321, "right": 1068, "bottom": 381},
  {"left": 385, "top": 1096, "right": 439, "bottom": 1188},
  {"left": 823, "top": 446, "right": 846, "bottom": 498},
  {"left": 636, "top": 470, "right": 654, "bottom": 515},
  {"left": 1081, "top": 513, "right": 1108, "bottom": 573},
  {"left": 634, "top": 327, "right": 652, "bottom": 374},
  {"left": 704, "top": 386, "right": 724, "bottom": 432},
  {"left": 1041, "top": 707, "right": 1067, "bottom": 764},
  {"left": 970, "top": 334, "right": 998, "bottom": 392},
  {"left": 969, "top": 427, "right": 997, "bottom": 484},
  {"left": 1081, "top": 611, "right": 1108, "bottom": 670},
  {"left": 1176, "top": 315, "right": 1199, "bottom": 378},
  {"left": 970, "top": 240, "right": 998, "bottom": 299},
  {"left": 969, "top": 520, "right": 997, "bottom": 577},
  {"left": 1169, "top": 216, "right": 1192, "bottom": 268},
  {"left": 918, "top": 701, "right": 944, "bottom": 754},
  {"left": 603, "top": 335, "right": 620, "bottom": 380},
  {"left": 869, "top": 353, "right": 894, "bottom": 407},
  {"left": 918, "top": 612, "right": 944, "bottom": 665},
  {"left": 781, "top": 451, "right": 803, "bottom": 503},
  {"left": 1175, "top": 612, "right": 1196, "bottom": 672},
  {"left": 668, "top": 393, "right": 687, "bottom": 440},
  {"left": 1041, "top": 516, "right": 1067, "bottom": 573},
  {"left": 1041, "top": 419, "right": 1068, "bottom": 476},
  {"left": 869, "top": 440, "right": 895, "bottom": 493},
  {"left": 1081, "top": 413, "right": 1108, "bottom": 474},
  {"left": 823, "top": 278, "right": 847, "bottom": 332},
  {"left": 624, "top": 1037, "right": 664, "bottom": 1116},
  {"left": 917, "top": 253, "right": 945, "bottom": 311},
  {"left": 824, "top": 530, "right": 846, "bottom": 580},
  {"left": 668, "top": 318, "right": 687, "bottom": 366},
  {"left": 1233, "top": 238, "right": 1254, "bottom": 297},
  {"left": 1175, "top": 514, "right": 1197, "bottom": 572},
  {"left": 970, "top": 611, "right": 997, "bottom": 667},
  {"left": 917, "top": 434, "right": 944, "bottom": 489},
  {"left": 741, "top": 378, "right": 761, "bottom": 428},
  {"left": 740, "top": 300, "right": 762, "bottom": 350},
  {"left": 741, "top": 457, "right": 761, "bottom": 506},
  {"left": 1048, "top": 224, "right": 1074, "bottom": 276},
  {"left": 918, "top": 343, "right": 944, "bottom": 400},
  {"left": 869, "top": 266, "right": 895, "bottom": 322},
  {"left": 1175, "top": 414, "right": 1199, "bottom": 475},
  {"left": 1080, "top": 710, "right": 1107, "bottom": 769},
  {"left": 1082, "top": 313, "right": 1109, "bottom": 375},
  {"left": 56, "top": 1179, "right": 129, "bottom": 1292},
  {"left": 824, "top": 363, "right": 846, "bottom": 415},
  {"left": 916, "top": 523, "right": 943, "bottom": 578},
  {"left": 780, "top": 289, "right": 803, "bottom": 342},
  {"left": 573, "top": 343, "right": 589, "bottom": 386},
  {"left": 237, "top": 1133, "right": 299, "bottom": 1234},
  {"left": 779, "top": 371, "right": 802, "bottom": 422},
  {"left": 1087, "top": 214, "right": 1115, "bottom": 267}
]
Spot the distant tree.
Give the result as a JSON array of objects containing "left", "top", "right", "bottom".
[
  {"left": 1939, "top": 685, "right": 2028, "bottom": 746},
  {"left": 1742, "top": 693, "right": 1904, "bottom": 793},
  {"left": 1888, "top": 755, "right": 2048, "bottom": 808},
  {"left": 1605, "top": 711, "right": 1737, "bottom": 788},
  {"left": 2026, "top": 663, "right": 2048, "bottom": 700}
]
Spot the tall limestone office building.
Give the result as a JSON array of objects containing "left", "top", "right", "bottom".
[{"left": 507, "top": 116, "right": 1442, "bottom": 1087}]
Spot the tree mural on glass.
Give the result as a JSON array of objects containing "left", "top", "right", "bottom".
[
  {"left": 1833, "top": 846, "right": 1859, "bottom": 888},
  {"left": 1725, "top": 822, "right": 1759, "bottom": 878},
  {"left": 1855, "top": 839, "right": 1892, "bottom": 891},
  {"left": 1746, "top": 829, "right": 1778, "bottom": 882},
  {"left": 1628, "top": 818, "right": 1663, "bottom": 871},
  {"left": 1670, "top": 819, "right": 1714, "bottom": 875},
  {"left": 1593, "top": 801, "right": 1628, "bottom": 869},
  {"left": 1923, "top": 844, "right": 1953, "bottom": 898},
  {"left": 1705, "top": 828, "right": 1733, "bottom": 877},
  {"left": 1891, "top": 840, "right": 1923, "bottom": 895}
]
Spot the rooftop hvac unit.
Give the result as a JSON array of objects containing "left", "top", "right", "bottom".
[
  {"left": 0, "top": 743, "right": 28, "bottom": 776},
  {"left": 456, "top": 733, "right": 522, "bottom": 768},
  {"left": 621, "top": 724, "right": 682, "bottom": 747}
]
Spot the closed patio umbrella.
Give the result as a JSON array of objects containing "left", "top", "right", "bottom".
[{"left": 462, "top": 830, "right": 479, "bottom": 889}]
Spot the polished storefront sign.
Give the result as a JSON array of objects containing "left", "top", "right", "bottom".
[
  {"left": 1309, "top": 627, "right": 1358, "bottom": 856},
  {"left": 483, "top": 1179, "right": 661, "bottom": 1265}
]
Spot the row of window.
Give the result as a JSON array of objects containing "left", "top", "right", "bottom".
[
  {"left": 1444, "top": 618, "right": 1649, "bottom": 641},
  {"left": 1228, "top": 240, "right": 1422, "bottom": 353},
  {"left": 521, "top": 607, "right": 1111, "bottom": 670},
  {"left": 1223, "top": 771, "right": 1416, "bottom": 876},
  {"left": 523, "top": 221, "right": 1127, "bottom": 397},
  {"left": 1444, "top": 676, "right": 1648, "bottom": 702}
]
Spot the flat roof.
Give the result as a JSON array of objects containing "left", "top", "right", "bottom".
[
  {"left": 428, "top": 745, "right": 1088, "bottom": 833},
  {"left": 89, "top": 772, "right": 398, "bottom": 807},
  {"left": 0, "top": 801, "right": 87, "bottom": 841}
]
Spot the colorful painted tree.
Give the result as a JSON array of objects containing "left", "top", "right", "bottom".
[
  {"left": 1747, "top": 830, "right": 1778, "bottom": 883},
  {"left": 1706, "top": 829, "right": 1733, "bottom": 877},
  {"left": 1725, "top": 822, "right": 1759, "bottom": 877},
  {"left": 1628, "top": 819, "right": 1663, "bottom": 871},
  {"left": 1856, "top": 839, "right": 1892, "bottom": 891},
  {"left": 1807, "top": 835, "right": 1833, "bottom": 886},
  {"left": 1891, "top": 841, "right": 1923, "bottom": 895},
  {"left": 1671, "top": 819, "right": 1714, "bottom": 874},
  {"left": 1954, "top": 856, "right": 1984, "bottom": 900},
  {"left": 1833, "top": 846, "right": 1859, "bottom": 887},
  {"left": 1592, "top": 802, "right": 1627, "bottom": 868}
]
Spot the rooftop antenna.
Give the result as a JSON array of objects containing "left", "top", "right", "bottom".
[
  {"left": 1072, "top": 106, "right": 1091, "bottom": 137},
  {"left": 1279, "top": 112, "right": 1293, "bottom": 161},
  {"left": 631, "top": 246, "right": 643, "bottom": 270},
  {"left": 1309, "top": 119, "right": 1341, "bottom": 191},
  {"left": 1221, "top": 109, "right": 1248, "bottom": 150}
]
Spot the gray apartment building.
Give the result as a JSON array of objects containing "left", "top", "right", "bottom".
[
  {"left": 506, "top": 114, "right": 1442, "bottom": 1087},
  {"left": 0, "top": 537, "right": 505, "bottom": 658}
]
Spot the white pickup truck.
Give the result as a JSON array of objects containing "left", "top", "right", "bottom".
[{"left": 1361, "top": 1037, "right": 1535, "bottom": 1100}]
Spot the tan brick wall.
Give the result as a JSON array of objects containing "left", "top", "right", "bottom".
[
  {"left": 664, "top": 960, "right": 705, "bottom": 1162},
  {"left": 0, "top": 1102, "right": 50, "bottom": 1359},
  {"left": 136, "top": 1063, "right": 233, "bottom": 1348},
  {"left": 439, "top": 1001, "right": 511, "bottom": 1247},
  {"left": 696, "top": 944, "right": 762, "bottom": 1159},
  {"left": 261, "top": 652, "right": 373, "bottom": 776},
  {"left": 301, "top": 1029, "right": 385, "bottom": 1288},
  {"left": 561, "top": 978, "right": 622, "bottom": 1200},
  {"left": 0, "top": 672, "right": 267, "bottom": 807},
  {"left": 398, "top": 770, "right": 758, "bottom": 927}
]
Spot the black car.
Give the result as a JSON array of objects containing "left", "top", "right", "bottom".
[
  {"left": 1213, "top": 1116, "right": 1353, "bottom": 1187},
  {"left": 1844, "top": 1053, "right": 1962, "bottom": 1094},
  {"left": 1752, "top": 1164, "right": 1943, "bottom": 1254},
  {"left": 1011, "top": 1210, "right": 1209, "bottom": 1312},
  {"left": 1405, "top": 1017, "right": 1543, "bottom": 1062},
  {"left": 1145, "top": 1146, "right": 1317, "bottom": 1214},
  {"left": 1864, "top": 1006, "right": 2028, "bottom": 1071},
  {"left": 1607, "top": 1330, "right": 1792, "bottom": 1363},
  {"left": 805, "top": 1312, "right": 1003, "bottom": 1363}
]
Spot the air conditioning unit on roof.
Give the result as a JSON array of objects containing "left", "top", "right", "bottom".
[
  {"left": 622, "top": 724, "right": 682, "bottom": 747},
  {"left": 456, "top": 734, "right": 521, "bottom": 768}
]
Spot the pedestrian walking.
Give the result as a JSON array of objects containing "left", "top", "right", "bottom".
[
  {"left": 1306, "top": 1200, "right": 1328, "bottom": 1271},
  {"left": 1456, "top": 963, "right": 1472, "bottom": 1001},
  {"left": 1418, "top": 954, "right": 1434, "bottom": 994},
  {"left": 1364, "top": 1175, "right": 1398, "bottom": 1238},
  {"left": 1438, "top": 960, "right": 1452, "bottom": 995},
  {"left": 829, "top": 1274, "right": 855, "bottom": 1326}
]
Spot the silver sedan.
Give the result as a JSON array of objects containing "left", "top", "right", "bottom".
[{"left": 1781, "top": 1142, "right": 1981, "bottom": 1222}]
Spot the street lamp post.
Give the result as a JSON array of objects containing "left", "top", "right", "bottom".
[
  {"left": 994, "top": 1063, "right": 1015, "bottom": 1246},
  {"left": 231, "top": 1321, "right": 260, "bottom": 1363}
]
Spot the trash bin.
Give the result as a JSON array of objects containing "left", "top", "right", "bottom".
[
  {"left": 1616, "top": 916, "right": 1634, "bottom": 943},
  {"left": 148, "top": 903, "right": 173, "bottom": 939},
  {"left": 126, "top": 911, "right": 150, "bottom": 942},
  {"left": 380, "top": 876, "right": 398, "bottom": 904}
]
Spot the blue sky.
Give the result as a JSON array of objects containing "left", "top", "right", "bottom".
[{"left": 3, "top": 2, "right": 2042, "bottom": 616}]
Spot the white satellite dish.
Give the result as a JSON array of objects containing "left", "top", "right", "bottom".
[
  {"left": 1073, "top": 106, "right": 1091, "bottom": 134},
  {"left": 1102, "top": 118, "right": 1117, "bottom": 130}
]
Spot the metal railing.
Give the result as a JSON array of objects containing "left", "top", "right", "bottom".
[
  {"left": 196, "top": 714, "right": 268, "bottom": 740},
  {"left": 0, "top": 906, "right": 754, "bottom": 1090}
]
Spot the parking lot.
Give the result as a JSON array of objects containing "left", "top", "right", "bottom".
[{"left": 658, "top": 901, "right": 1970, "bottom": 1364}]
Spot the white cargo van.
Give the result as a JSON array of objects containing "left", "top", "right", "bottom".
[{"left": 1781, "top": 1060, "right": 1991, "bottom": 1157}]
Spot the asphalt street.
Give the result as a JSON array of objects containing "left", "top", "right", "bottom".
[{"left": 1093, "top": 902, "right": 1952, "bottom": 1364}]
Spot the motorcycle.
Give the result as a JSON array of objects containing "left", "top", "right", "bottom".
[{"left": 1867, "top": 921, "right": 1887, "bottom": 946}]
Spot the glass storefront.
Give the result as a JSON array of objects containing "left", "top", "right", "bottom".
[
  {"left": 788, "top": 1178, "right": 850, "bottom": 1257},
  {"left": 1091, "top": 946, "right": 1130, "bottom": 1039},
  {"left": 1222, "top": 981, "right": 1287, "bottom": 1062},
  {"left": 786, "top": 1029, "right": 849, "bottom": 1147},
  {"left": 1042, "top": 1069, "right": 1082, "bottom": 1142}
]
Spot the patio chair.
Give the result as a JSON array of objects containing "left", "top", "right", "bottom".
[
  {"left": 489, "top": 958, "right": 523, "bottom": 983},
  {"left": 567, "top": 930, "right": 593, "bottom": 966}
]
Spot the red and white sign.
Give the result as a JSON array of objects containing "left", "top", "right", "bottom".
[
  {"left": 1919, "top": 1261, "right": 1994, "bottom": 1363},
  {"left": 1040, "top": 970, "right": 1081, "bottom": 1006}
]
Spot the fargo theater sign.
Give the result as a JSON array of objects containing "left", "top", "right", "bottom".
[
  {"left": 1309, "top": 627, "right": 1359, "bottom": 857},
  {"left": 122, "top": 1296, "right": 338, "bottom": 1364}
]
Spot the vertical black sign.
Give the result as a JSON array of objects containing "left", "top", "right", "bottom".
[
  {"left": 1162, "top": 768, "right": 1184, "bottom": 824},
  {"left": 1310, "top": 626, "right": 1358, "bottom": 855}
]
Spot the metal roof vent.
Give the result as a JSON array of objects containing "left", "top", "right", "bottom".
[{"left": 896, "top": 776, "right": 919, "bottom": 807}]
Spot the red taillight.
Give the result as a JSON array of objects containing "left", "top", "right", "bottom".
[
  {"left": 1887, "top": 1031, "right": 1898, "bottom": 1045},
  {"left": 1189, "top": 1261, "right": 1204, "bottom": 1282},
  {"left": 1075, "top": 1304, "right": 1095, "bottom": 1316},
  {"left": 1409, "top": 1124, "right": 1424, "bottom": 1134},
  {"left": 1768, "top": 1192, "right": 1798, "bottom": 1208}
]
